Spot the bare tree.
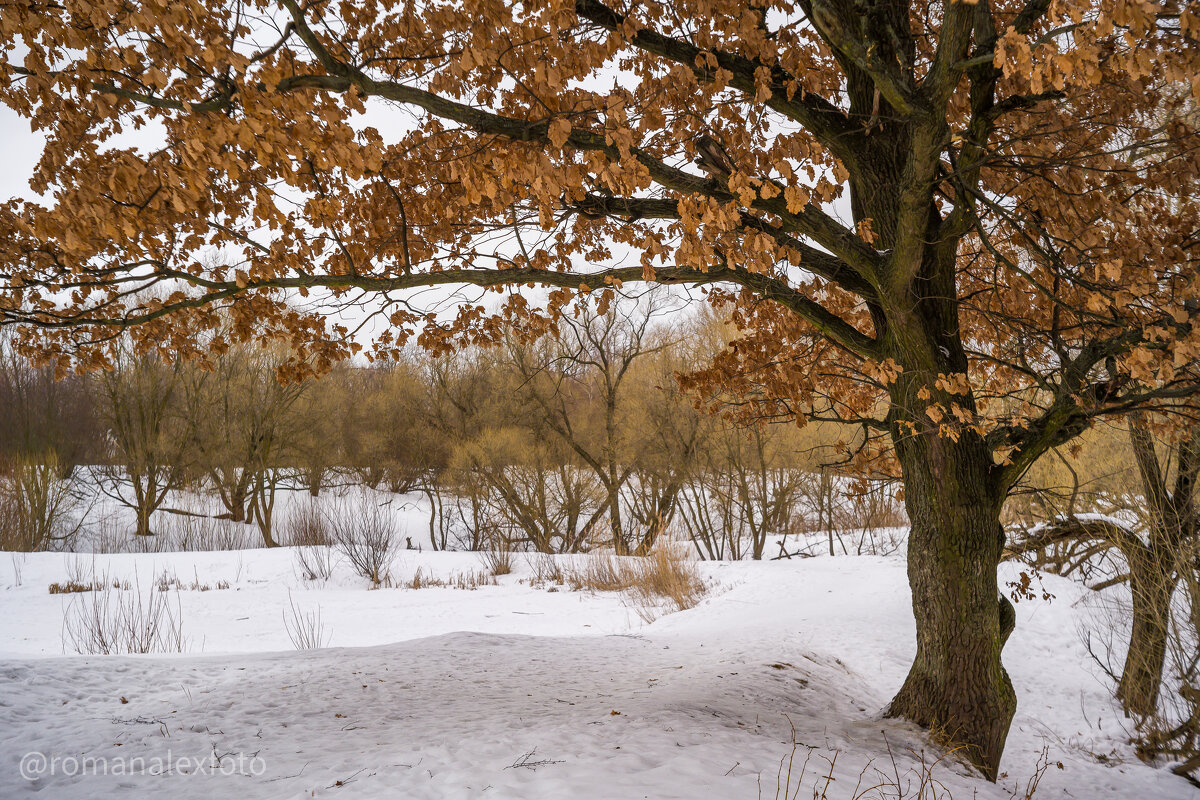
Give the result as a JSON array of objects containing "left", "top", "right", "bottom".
[
  {"left": 505, "top": 298, "right": 672, "bottom": 554},
  {"left": 622, "top": 342, "right": 714, "bottom": 554},
  {"left": 679, "top": 420, "right": 805, "bottom": 560},
  {"left": 1010, "top": 419, "right": 1200, "bottom": 717},
  {"left": 181, "top": 341, "right": 309, "bottom": 545},
  {"left": 95, "top": 348, "right": 188, "bottom": 538}
]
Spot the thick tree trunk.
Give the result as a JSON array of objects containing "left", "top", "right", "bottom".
[
  {"left": 134, "top": 503, "right": 153, "bottom": 538},
  {"left": 229, "top": 485, "right": 247, "bottom": 523},
  {"left": 253, "top": 472, "right": 280, "bottom": 548},
  {"left": 1121, "top": 421, "right": 1196, "bottom": 717},
  {"left": 885, "top": 433, "right": 1016, "bottom": 780},
  {"left": 1118, "top": 552, "right": 1176, "bottom": 717},
  {"left": 307, "top": 469, "right": 323, "bottom": 497},
  {"left": 133, "top": 476, "right": 154, "bottom": 537},
  {"left": 607, "top": 484, "right": 627, "bottom": 555}
]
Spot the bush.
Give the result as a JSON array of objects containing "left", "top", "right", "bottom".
[
  {"left": 285, "top": 499, "right": 330, "bottom": 546},
  {"left": 283, "top": 591, "right": 330, "bottom": 649},
  {"left": 525, "top": 552, "right": 565, "bottom": 586},
  {"left": 478, "top": 545, "right": 513, "bottom": 576},
  {"left": 62, "top": 571, "right": 187, "bottom": 654},
  {"left": 285, "top": 500, "right": 337, "bottom": 582},
  {"left": 325, "top": 493, "right": 399, "bottom": 586}
]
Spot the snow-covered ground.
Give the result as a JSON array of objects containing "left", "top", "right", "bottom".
[{"left": 0, "top": 547, "right": 1192, "bottom": 799}]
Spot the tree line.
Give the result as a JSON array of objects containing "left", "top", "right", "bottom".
[{"left": 0, "top": 302, "right": 890, "bottom": 557}]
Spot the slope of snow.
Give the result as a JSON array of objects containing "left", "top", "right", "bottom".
[{"left": 0, "top": 549, "right": 1192, "bottom": 799}]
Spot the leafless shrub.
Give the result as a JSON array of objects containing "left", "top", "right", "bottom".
[
  {"left": 286, "top": 500, "right": 337, "bottom": 582},
  {"left": 478, "top": 544, "right": 513, "bottom": 576},
  {"left": 759, "top": 723, "right": 985, "bottom": 800},
  {"left": 155, "top": 507, "right": 254, "bottom": 551},
  {"left": 1008, "top": 744, "right": 1059, "bottom": 800},
  {"left": 124, "top": 527, "right": 173, "bottom": 553},
  {"left": 294, "top": 543, "right": 337, "bottom": 583},
  {"left": 525, "top": 552, "right": 564, "bottom": 586},
  {"left": 62, "top": 573, "right": 187, "bottom": 654},
  {"left": 283, "top": 591, "right": 330, "bottom": 650},
  {"left": 88, "top": 514, "right": 134, "bottom": 554},
  {"left": 285, "top": 499, "right": 330, "bottom": 546},
  {"left": 87, "top": 510, "right": 250, "bottom": 554},
  {"left": 325, "top": 493, "right": 399, "bottom": 586},
  {"left": 64, "top": 554, "right": 92, "bottom": 588}
]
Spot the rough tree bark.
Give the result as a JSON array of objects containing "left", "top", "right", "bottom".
[{"left": 885, "top": 389, "right": 1016, "bottom": 777}]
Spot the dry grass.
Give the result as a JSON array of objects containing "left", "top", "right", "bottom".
[
  {"left": 404, "top": 566, "right": 498, "bottom": 590},
  {"left": 478, "top": 546, "right": 514, "bottom": 576},
  {"left": 49, "top": 581, "right": 97, "bottom": 594},
  {"left": 151, "top": 566, "right": 230, "bottom": 592},
  {"left": 525, "top": 552, "right": 565, "bottom": 586},
  {"left": 563, "top": 545, "right": 706, "bottom": 620},
  {"left": 283, "top": 591, "right": 330, "bottom": 650},
  {"left": 564, "top": 552, "right": 626, "bottom": 592},
  {"left": 405, "top": 566, "right": 444, "bottom": 589}
]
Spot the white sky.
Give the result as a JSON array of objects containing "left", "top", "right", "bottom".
[{"left": 0, "top": 105, "right": 46, "bottom": 202}]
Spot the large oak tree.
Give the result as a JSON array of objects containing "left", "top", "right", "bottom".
[{"left": 2, "top": 0, "right": 1199, "bottom": 778}]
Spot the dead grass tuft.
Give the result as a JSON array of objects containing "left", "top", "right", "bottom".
[
  {"left": 49, "top": 581, "right": 95, "bottom": 594},
  {"left": 563, "top": 545, "right": 705, "bottom": 620},
  {"left": 478, "top": 546, "right": 514, "bottom": 576},
  {"left": 404, "top": 567, "right": 498, "bottom": 590}
]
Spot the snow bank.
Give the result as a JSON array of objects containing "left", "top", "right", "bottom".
[{"left": 0, "top": 550, "right": 1190, "bottom": 798}]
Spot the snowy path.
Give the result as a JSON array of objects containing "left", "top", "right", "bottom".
[{"left": 0, "top": 551, "right": 1193, "bottom": 798}]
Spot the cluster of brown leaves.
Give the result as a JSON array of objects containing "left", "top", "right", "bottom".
[{"left": 0, "top": 0, "right": 1196, "bottom": 474}]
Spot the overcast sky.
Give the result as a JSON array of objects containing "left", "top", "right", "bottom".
[{"left": 0, "top": 105, "right": 46, "bottom": 202}]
